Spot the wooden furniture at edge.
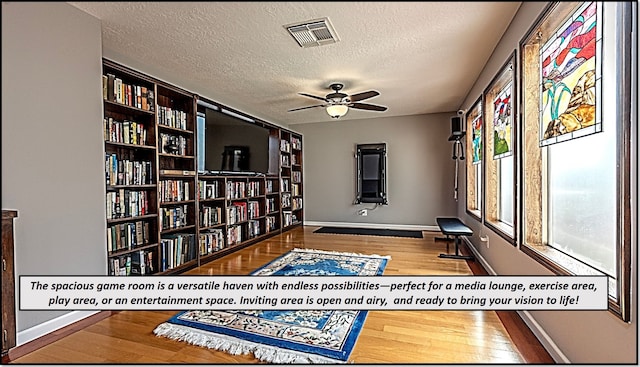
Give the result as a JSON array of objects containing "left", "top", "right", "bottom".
[
  {"left": 2, "top": 210, "right": 18, "bottom": 362},
  {"left": 102, "top": 58, "right": 303, "bottom": 276}
]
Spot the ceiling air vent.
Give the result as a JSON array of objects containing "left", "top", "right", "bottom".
[{"left": 285, "top": 17, "right": 339, "bottom": 48}]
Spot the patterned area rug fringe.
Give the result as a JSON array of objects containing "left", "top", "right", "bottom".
[{"left": 153, "top": 322, "right": 346, "bottom": 364}]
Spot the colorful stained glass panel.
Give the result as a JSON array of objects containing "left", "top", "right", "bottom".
[
  {"left": 539, "top": 1, "right": 602, "bottom": 146},
  {"left": 493, "top": 82, "right": 513, "bottom": 159},
  {"left": 472, "top": 115, "right": 482, "bottom": 165}
]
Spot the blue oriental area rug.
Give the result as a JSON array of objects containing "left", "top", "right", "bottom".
[{"left": 153, "top": 248, "right": 390, "bottom": 363}]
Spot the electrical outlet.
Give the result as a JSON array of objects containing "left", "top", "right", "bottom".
[{"left": 358, "top": 209, "right": 367, "bottom": 216}]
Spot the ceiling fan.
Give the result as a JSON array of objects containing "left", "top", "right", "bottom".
[{"left": 288, "top": 83, "right": 387, "bottom": 119}]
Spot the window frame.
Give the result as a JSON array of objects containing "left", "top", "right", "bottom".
[
  {"left": 518, "top": 1, "right": 634, "bottom": 321},
  {"left": 465, "top": 96, "right": 484, "bottom": 222},
  {"left": 482, "top": 52, "right": 517, "bottom": 244}
]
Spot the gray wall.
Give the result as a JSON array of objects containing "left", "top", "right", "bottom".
[
  {"left": 291, "top": 113, "right": 457, "bottom": 227},
  {"left": 457, "top": 2, "right": 637, "bottom": 363},
  {"left": 2, "top": 2, "right": 105, "bottom": 332}
]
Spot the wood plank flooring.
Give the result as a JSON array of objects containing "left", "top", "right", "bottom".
[{"left": 10, "top": 226, "right": 554, "bottom": 364}]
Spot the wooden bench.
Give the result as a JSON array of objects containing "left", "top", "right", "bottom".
[{"left": 435, "top": 217, "right": 474, "bottom": 260}]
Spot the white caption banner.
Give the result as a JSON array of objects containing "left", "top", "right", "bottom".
[{"left": 20, "top": 275, "right": 608, "bottom": 311}]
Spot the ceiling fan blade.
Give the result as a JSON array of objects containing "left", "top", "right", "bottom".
[
  {"left": 348, "top": 90, "right": 379, "bottom": 102},
  {"left": 299, "top": 93, "right": 328, "bottom": 102},
  {"left": 349, "top": 102, "right": 387, "bottom": 112},
  {"left": 288, "top": 104, "right": 325, "bottom": 112}
]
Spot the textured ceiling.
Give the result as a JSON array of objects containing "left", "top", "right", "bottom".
[{"left": 68, "top": 2, "right": 521, "bottom": 126}]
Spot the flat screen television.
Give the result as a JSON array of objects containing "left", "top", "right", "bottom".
[{"left": 197, "top": 105, "right": 279, "bottom": 175}]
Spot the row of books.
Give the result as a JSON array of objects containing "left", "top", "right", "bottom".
[
  {"left": 281, "top": 154, "right": 290, "bottom": 167},
  {"left": 198, "top": 180, "right": 222, "bottom": 200},
  {"left": 281, "top": 178, "right": 290, "bottom": 192},
  {"left": 280, "top": 139, "right": 291, "bottom": 153},
  {"left": 160, "top": 133, "right": 189, "bottom": 155},
  {"left": 281, "top": 193, "right": 291, "bottom": 208},
  {"left": 265, "top": 179, "right": 277, "bottom": 194},
  {"left": 103, "top": 73, "right": 155, "bottom": 112},
  {"left": 246, "top": 181, "right": 262, "bottom": 197},
  {"left": 103, "top": 117, "right": 149, "bottom": 146},
  {"left": 160, "top": 233, "right": 196, "bottom": 272},
  {"left": 292, "top": 198, "right": 303, "bottom": 210},
  {"left": 200, "top": 205, "right": 223, "bottom": 227},
  {"left": 291, "top": 183, "right": 301, "bottom": 196},
  {"left": 227, "top": 202, "right": 248, "bottom": 225},
  {"left": 292, "top": 171, "right": 302, "bottom": 183},
  {"left": 109, "top": 249, "right": 155, "bottom": 276},
  {"left": 248, "top": 220, "right": 261, "bottom": 238},
  {"left": 247, "top": 200, "right": 261, "bottom": 219},
  {"left": 105, "top": 154, "right": 153, "bottom": 187},
  {"left": 160, "top": 204, "right": 189, "bottom": 230},
  {"left": 107, "top": 220, "right": 152, "bottom": 253},
  {"left": 283, "top": 211, "right": 298, "bottom": 227},
  {"left": 199, "top": 229, "right": 225, "bottom": 255},
  {"left": 159, "top": 179, "right": 191, "bottom": 203},
  {"left": 227, "top": 225, "right": 243, "bottom": 246},
  {"left": 157, "top": 105, "right": 188, "bottom": 130},
  {"left": 226, "top": 181, "right": 246, "bottom": 199},
  {"left": 106, "top": 190, "right": 151, "bottom": 220},
  {"left": 291, "top": 136, "right": 302, "bottom": 150},
  {"left": 266, "top": 216, "right": 278, "bottom": 232},
  {"left": 266, "top": 197, "right": 277, "bottom": 213}
]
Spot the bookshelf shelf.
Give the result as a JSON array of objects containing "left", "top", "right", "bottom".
[
  {"left": 106, "top": 184, "right": 156, "bottom": 190},
  {"left": 105, "top": 141, "right": 156, "bottom": 150},
  {"left": 106, "top": 214, "right": 158, "bottom": 225},
  {"left": 157, "top": 125, "right": 194, "bottom": 134},
  {"left": 159, "top": 200, "right": 196, "bottom": 206},
  {"left": 103, "top": 100, "right": 156, "bottom": 115},
  {"left": 160, "top": 225, "right": 196, "bottom": 234},
  {"left": 158, "top": 153, "right": 196, "bottom": 159},
  {"left": 102, "top": 58, "right": 302, "bottom": 275},
  {"left": 108, "top": 242, "right": 159, "bottom": 257}
]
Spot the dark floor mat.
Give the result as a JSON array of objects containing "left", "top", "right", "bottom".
[{"left": 313, "top": 226, "right": 423, "bottom": 238}]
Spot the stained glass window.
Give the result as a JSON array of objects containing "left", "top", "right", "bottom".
[
  {"left": 539, "top": 1, "right": 602, "bottom": 146},
  {"left": 471, "top": 115, "right": 482, "bottom": 164},
  {"left": 493, "top": 82, "right": 513, "bottom": 159}
]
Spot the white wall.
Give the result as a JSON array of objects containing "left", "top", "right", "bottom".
[
  {"left": 292, "top": 113, "right": 456, "bottom": 228},
  {"left": 1, "top": 2, "right": 106, "bottom": 335},
  {"left": 457, "top": 2, "right": 637, "bottom": 363}
]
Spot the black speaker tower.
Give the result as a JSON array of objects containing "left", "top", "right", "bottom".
[{"left": 448, "top": 116, "right": 465, "bottom": 141}]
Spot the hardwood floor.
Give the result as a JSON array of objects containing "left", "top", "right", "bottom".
[{"left": 10, "top": 226, "right": 554, "bottom": 364}]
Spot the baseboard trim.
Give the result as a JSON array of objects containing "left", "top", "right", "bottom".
[
  {"left": 305, "top": 221, "right": 440, "bottom": 232},
  {"left": 463, "top": 238, "right": 567, "bottom": 363},
  {"left": 518, "top": 310, "right": 570, "bottom": 364},
  {"left": 8, "top": 310, "right": 108, "bottom": 361}
]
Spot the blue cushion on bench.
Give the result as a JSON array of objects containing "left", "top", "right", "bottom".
[{"left": 436, "top": 217, "right": 473, "bottom": 236}]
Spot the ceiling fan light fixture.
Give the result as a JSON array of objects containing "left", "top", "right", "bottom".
[{"left": 326, "top": 104, "right": 348, "bottom": 119}]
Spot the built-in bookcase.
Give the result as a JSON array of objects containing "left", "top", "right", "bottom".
[
  {"left": 102, "top": 58, "right": 303, "bottom": 275},
  {"left": 155, "top": 84, "right": 198, "bottom": 274},
  {"left": 102, "top": 59, "right": 159, "bottom": 276},
  {"left": 290, "top": 133, "right": 304, "bottom": 226},
  {"left": 280, "top": 131, "right": 303, "bottom": 228}
]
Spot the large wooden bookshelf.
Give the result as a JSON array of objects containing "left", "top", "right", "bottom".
[{"left": 101, "top": 59, "right": 303, "bottom": 275}]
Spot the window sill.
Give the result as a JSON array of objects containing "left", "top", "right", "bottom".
[
  {"left": 520, "top": 242, "right": 615, "bottom": 296},
  {"left": 466, "top": 209, "right": 481, "bottom": 223},
  {"left": 485, "top": 220, "right": 514, "bottom": 244}
]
